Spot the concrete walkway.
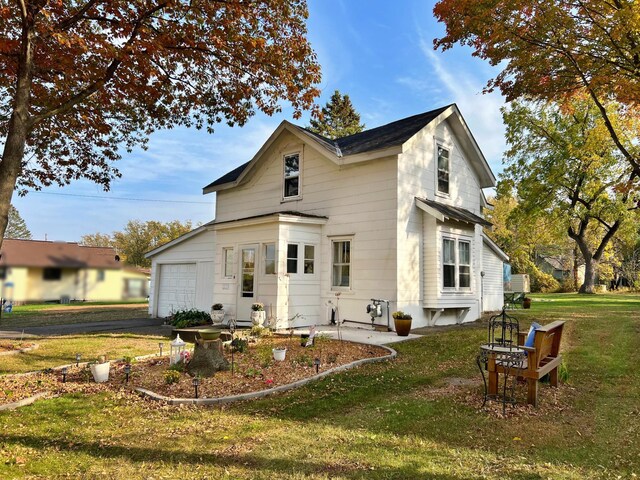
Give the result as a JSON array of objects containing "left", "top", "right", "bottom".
[
  {"left": 293, "top": 325, "right": 421, "bottom": 346},
  {"left": 0, "top": 317, "right": 167, "bottom": 339}
]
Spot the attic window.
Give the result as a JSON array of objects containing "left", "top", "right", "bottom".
[
  {"left": 437, "top": 145, "right": 450, "bottom": 195},
  {"left": 283, "top": 153, "right": 300, "bottom": 199}
]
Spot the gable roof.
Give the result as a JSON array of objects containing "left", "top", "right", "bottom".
[
  {"left": 203, "top": 103, "right": 495, "bottom": 193},
  {"left": 0, "top": 239, "right": 121, "bottom": 269}
]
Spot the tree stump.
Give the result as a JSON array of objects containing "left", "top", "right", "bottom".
[{"left": 187, "top": 338, "right": 229, "bottom": 378}]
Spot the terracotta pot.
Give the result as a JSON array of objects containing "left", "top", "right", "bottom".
[{"left": 394, "top": 318, "right": 412, "bottom": 336}]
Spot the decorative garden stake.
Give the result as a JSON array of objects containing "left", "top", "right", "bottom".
[
  {"left": 170, "top": 335, "right": 186, "bottom": 366},
  {"left": 158, "top": 343, "right": 164, "bottom": 357},
  {"left": 192, "top": 376, "right": 200, "bottom": 399},
  {"left": 314, "top": 357, "right": 321, "bottom": 373},
  {"left": 61, "top": 366, "right": 67, "bottom": 383},
  {"left": 229, "top": 317, "right": 237, "bottom": 376},
  {"left": 124, "top": 364, "right": 131, "bottom": 383},
  {"left": 75, "top": 353, "right": 81, "bottom": 367}
]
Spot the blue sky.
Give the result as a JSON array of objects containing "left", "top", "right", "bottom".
[{"left": 14, "top": 0, "right": 506, "bottom": 242}]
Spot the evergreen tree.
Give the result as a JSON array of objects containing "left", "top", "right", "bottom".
[
  {"left": 4, "top": 205, "right": 32, "bottom": 240},
  {"left": 308, "top": 91, "right": 365, "bottom": 139}
]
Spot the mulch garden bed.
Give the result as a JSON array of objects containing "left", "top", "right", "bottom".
[{"left": 0, "top": 336, "right": 389, "bottom": 407}]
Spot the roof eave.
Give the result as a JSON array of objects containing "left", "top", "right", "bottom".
[{"left": 203, "top": 121, "right": 342, "bottom": 195}]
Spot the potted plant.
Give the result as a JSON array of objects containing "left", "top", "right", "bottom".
[
  {"left": 272, "top": 346, "right": 287, "bottom": 361},
  {"left": 251, "top": 302, "right": 266, "bottom": 326},
  {"left": 392, "top": 311, "right": 413, "bottom": 337},
  {"left": 523, "top": 297, "right": 532, "bottom": 309},
  {"left": 211, "top": 303, "right": 225, "bottom": 323},
  {"left": 90, "top": 355, "right": 110, "bottom": 383}
]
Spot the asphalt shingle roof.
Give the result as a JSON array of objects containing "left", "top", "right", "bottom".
[
  {"left": 0, "top": 239, "right": 121, "bottom": 269},
  {"left": 416, "top": 198, "right": 492, "bottom": 227},
  {"left": 204, "top": 105, "right": 453, "bottom": 191}
]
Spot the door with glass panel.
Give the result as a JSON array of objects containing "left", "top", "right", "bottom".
[{"left": 237, "top": 245, "right": 258, "bottom": 319}]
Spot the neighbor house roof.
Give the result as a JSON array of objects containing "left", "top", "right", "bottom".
[
  {"left": 203, "top": 104, "right": 454, "bottom": 192},
  {"left": 415, "top": 198, "right": 492, "bottom": 227},
  {"left": 0, "top": 239, "right": 121, "bottom": 269}
]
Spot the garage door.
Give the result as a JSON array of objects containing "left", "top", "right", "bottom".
[{"left": 157, "top": 263, "right": 197, "bottom": 317}]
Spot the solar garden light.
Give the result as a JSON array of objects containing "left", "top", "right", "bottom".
[
  {"left": 75, "top": 353, "right": 81, "bottom": 367},
  {"left": 314, "top": 357, "right": 321, "bottom": 373},
  {"left": 61, "top": 367, "right": 68, "bottom": 383},
  {"left": 169, "top": 335, "right": 186, "bottom": 366},
  {"left": 192, "top": 376, "right": 200, "bottom": 399},
  {"left": 158, "top": 342, "right": 164, "bottom": 357},
  {"left": 124, "top": 363, "right": 132, "bottom": 383}
]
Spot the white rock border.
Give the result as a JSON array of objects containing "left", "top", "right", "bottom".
[
  {"left": 135, "top": 344, "right": 397, "bottom": 406},
  {"left": 0, "top": 392, "right": 48, "bottom": 411}
]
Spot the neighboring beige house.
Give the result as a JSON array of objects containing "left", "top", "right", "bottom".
[
  {"left": 0, "top": 239, "right": 149, "bottom": 304},
  {"left": 146, "top": 104, "right": 508, "bottom": 328}
]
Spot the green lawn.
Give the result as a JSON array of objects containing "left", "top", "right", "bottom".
[
  {"left": 0, "top": 293, "right": 638, "bottom": 479},
  {"left": 0, "top": 302, "right": 149, "bottom": 328}
]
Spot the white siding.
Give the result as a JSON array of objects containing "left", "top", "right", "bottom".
[
  {"left": 397, "top": 118, "right": 484, "bottom": 327},
  {"left": 148, "top": 230, "right": 215, "bottom": 317},
  {"left": 482, "top": 242, "right": 504, "bottom": 312},
  {"left": 212, "top": 130, "right": 399, "bottom": 329}
]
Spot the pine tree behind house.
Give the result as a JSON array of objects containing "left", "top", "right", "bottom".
[{"left": 308, "top": 90, "right": 365, "bottom": 139}]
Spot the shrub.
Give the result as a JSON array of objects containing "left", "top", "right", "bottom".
[
  {"left": 170, "top": 309, "right": 212, "bottom": 328},
  {"left": 231, "top": 338, "right": 248, "bottom": 353},
  {"left": 250, "top": 325, "right": 272, "bottom": 338},
  {"left": 164, "top": 370, "right": 181, "bottom": 385}
]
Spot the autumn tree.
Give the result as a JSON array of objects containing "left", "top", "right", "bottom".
[
  {"left": 501, "top": 98, "right": 640, "bottom": 293},
  {"left": 433, "top": 0, "right": 640, "bottom": 182},
  {"left": 484, "top": 189, "right": 564, "bottom": 292},
  {"left": 79, "top": 232, "right": 113, "bottom": 248},
  {"left": 4, "top": 205, "right": 31, "bottom": 239},
  {"left": 81, "top": 219, "right": 194, "bottom": 268},
  {"left": 308, "top": 90, "right": 365, "bottom": 139},
  {"left": 0, "top": 1, "right": 321, "bottom": 248}
]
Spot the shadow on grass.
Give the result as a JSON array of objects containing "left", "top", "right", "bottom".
[{"left": 1, "top": 431, "right": 549, "bottom": 480}]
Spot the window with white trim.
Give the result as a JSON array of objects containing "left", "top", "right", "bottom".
[
  {"left": 283, "top": 153, "right": 300, "bottom": 198},
  {"left": 223, "top": 248, "right": 234, "bottom": 278},
  {"left": 442, "top": 237, "right": 472, "bottom": 290},
  {"left": 437, "top": 145, "right": 450, "bottom": 195},
  {"left": 304, "top": 245, "right": 315, "bottom": 274},
  {"left": 458, "top": 241, "right": 471, "bottom": 288},
  {"left": 264, "top": 244, "right": 276, "bottom": 275},
  {"left": 332, "top": 239, "right": 351, "bottom": 288},
  {"left": 443, "top": 238, "right": 456, "bottom": 288},
  {"left": 286, "top": 244, "right": 298, "bottom": 274}
]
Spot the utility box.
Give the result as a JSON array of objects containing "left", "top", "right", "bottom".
[{"left": 506, "top": 274, "right": 530, "bottom": 293}]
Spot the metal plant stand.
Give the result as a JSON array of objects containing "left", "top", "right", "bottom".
[{"left": 477, "top": 307, "right": 525, "bottom": 413}]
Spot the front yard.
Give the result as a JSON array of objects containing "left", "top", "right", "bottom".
[{"left": 0, "top": 293, "right": 638, "bottom": 479}]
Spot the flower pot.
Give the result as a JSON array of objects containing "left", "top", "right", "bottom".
[
  {"left": 272, "top": 348, "right": 287, "bottom": 361},
  {"left": 90, "top": 362, "right": 110, "bottom": 383},
  {"left": 523, "top": 298, "right": 532, "bottom": 309},
  {"left": 394, "top": 318, "right": 412, "bottom": 336},
  {"left": 251, "top": 310, "right": 266, "bottom": 326},
  {"left": 211, "top": 310, "right": 225, "bottom": 324}
]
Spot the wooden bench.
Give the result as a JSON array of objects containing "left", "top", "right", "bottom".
[{"left": 488, "top": 320, "right": 565, "bottom": 406}]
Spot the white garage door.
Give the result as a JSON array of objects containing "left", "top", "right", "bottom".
[{"left": 157, "top": 263, "right": 197, "bottom": 317}]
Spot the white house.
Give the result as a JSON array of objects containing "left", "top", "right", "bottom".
[{"left": 146, "top": 104, "right": 508, "bottom": 329}]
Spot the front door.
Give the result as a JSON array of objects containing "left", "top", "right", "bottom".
[{"left": 236, "top": 244, "right": 258, "bottom": 320}]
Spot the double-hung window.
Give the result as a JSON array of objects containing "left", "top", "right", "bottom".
[
  {"left": 283, "top": 153, "right": 300, "bottom": 199},
  {"left": 286, "top": 244, "right": 298, "bottom": 274},
  {"left": 304, "top": 245, "right": 315, "bottom": 274},
  {"left": 264, "top": 244, "right": 276, "bottom": 275},
  {"left": 332, "top": 239, "right": 351, "bottom": 289},
  {"left": 437, "top": 145, "right": 450, "bottom": 195},
  {"left": 223, "top": 247, "right": 234, "bottom": 278},
  {"left": 442, "top": 237, "right": 472, "bottom": 290}
]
